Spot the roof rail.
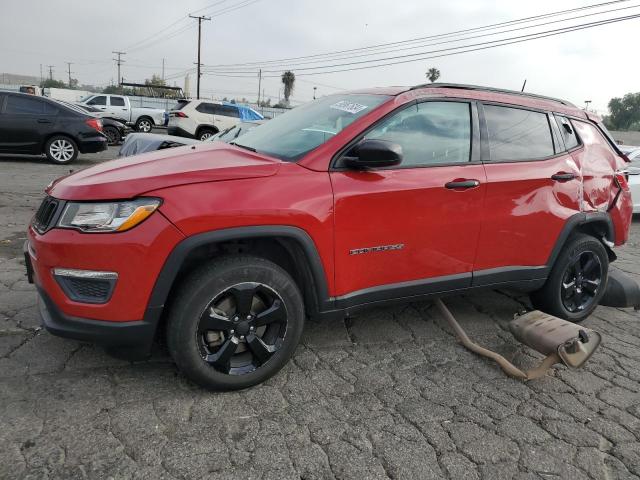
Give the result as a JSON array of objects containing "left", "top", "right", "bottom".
[{"left": 409, "top": 83, "right": 575, "bottom": 107}]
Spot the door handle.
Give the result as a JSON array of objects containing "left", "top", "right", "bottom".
[
  {"left": 551, "top": 172, "right": 576, "bottom": 182},
  {"left": 37, "top": 119, "right": 52, "bottom": 124},
  {"left": 445, "top": 179, "right": 480, "bottom": 190}
]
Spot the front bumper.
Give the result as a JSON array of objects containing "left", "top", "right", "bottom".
[{"left": 37, "top": 286, "right": 160, "bottom": 359}]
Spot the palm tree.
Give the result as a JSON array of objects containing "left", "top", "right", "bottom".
[
  {"left": 281, "top": 71, "right": 296, "bottom": 104},
  {"left": 426, "top": 67, "right": 441, "bottom": 83}
]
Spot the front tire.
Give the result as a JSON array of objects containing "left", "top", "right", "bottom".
[
  {"left": 167, "top": 256, "right": 305, "bottom": 391},
  {"left": 530, "top": 234, "right": 609, "bottom": 322},
  {"left": 198, "top": 128, "right": 216, "bottom": 141},
  {"left": 45, "top": 135, "right": 78, "bottom": 164}
]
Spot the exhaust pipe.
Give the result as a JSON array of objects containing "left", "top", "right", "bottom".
[{"left": 434, "top": 299, "right": 601, "bottom": 380}]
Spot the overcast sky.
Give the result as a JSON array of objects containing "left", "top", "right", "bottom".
[{"left": 1, "top": 0, "right": 638, "bottom": 113}]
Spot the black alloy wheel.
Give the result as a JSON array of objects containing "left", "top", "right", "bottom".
[
  {"left": 560, "top": 250, "right": 602, "bottom": 313},
  {"left": 530, "top": 233, "right": 609, "bottom": 322},
  {"left": 166, "top": 256, "right": 305, "bottom": 390},
  {"left": 103, "top": 125, "right": 120, "bottom": 145},
  {"left": 198, "top": 282, "right": 287, "bottom": 375}
]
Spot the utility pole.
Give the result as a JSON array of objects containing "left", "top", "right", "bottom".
[
  {"left": 66, "top": 62, "right": 73, "bottom": 87},
  {"left": 584, "top": 100, "right": 592, "bottom": 112},
  {"left": 47, "top": 65, "right": 54, "bottom": 81},
  {"left": 162, "top": 58, "right": 165, "bottom": 82},
  {"left": 189, "top": 14, "right": 211, "bottom": 100},
  {"left": 40, "top": 64, "right": 43, "bottom": 85},
  {"left": 112, "top": 51, "right": 126, "bottom": 86},
  {"left": 257, "top": 69, "right": 262, "bottom": 105}
]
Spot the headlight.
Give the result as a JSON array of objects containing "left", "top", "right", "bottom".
[{"left": 58, "top": 198, "right": 161, "bottom": 232}]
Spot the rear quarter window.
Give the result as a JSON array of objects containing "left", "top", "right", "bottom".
[
  {"left": 484, "top": 104, "right": 554, "bottom": 161},
  {"left": 554, "top": 115, "right": 580, "bottom": 150}
]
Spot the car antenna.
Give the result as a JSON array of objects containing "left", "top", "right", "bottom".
[{"left": 521, "top": 79, "right": 527, "bottom": 92}]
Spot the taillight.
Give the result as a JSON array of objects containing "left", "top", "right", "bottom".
[
  {"left": 86, "top": 118, "right": 103, "bottom": 132},
  {"left": 614, "top": 170, "right": 629, "bottom": 191},
  {"left": 171, "top": 111, "right": 188, "bottom": 118}
]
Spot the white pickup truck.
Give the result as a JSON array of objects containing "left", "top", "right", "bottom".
[{"left": 77, "top": 94, "right": 166, "bottom": 132}]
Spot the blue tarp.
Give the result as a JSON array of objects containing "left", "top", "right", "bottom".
[{"left": 224, "top": 102, "right": 264, "bottom": 121}]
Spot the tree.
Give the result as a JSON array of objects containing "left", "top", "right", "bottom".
[
  {"left": 281, "top": 70, "right": 295, "bottom": 104},
  {"left": 40, "top": 79, "right": 66, "bottom": 88},
  {"left": 145, "top": 74, "right": 166, "bottom": 87},
  {"left": 102, "top": 85, "right": 134, "bottom": 95},
  {"left": 426, "top": 67, "right": 440, "bottom": 83},
  {"left": 69, "top": 78, "right": 79, "bottom": 89},
  {"left": 606, "top": 93, "right": 640, "bottom": 131}
]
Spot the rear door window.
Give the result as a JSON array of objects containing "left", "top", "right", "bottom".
[
  {"left": 483, "top": 104, "right": 554, "bottom": 161},
  {"left": 554, "top": 115, "right": 580, "bottom": 150},
  {"left": 5, "top": 95, "right": 48, "bottom": 115},
  {"left": 110, "top": 96, "right": 126, "bottom": 107},
  {"left": 196, "top": 102, "right": 215, "bottom": 114},
  {"left": 215, "top": 105, "right": 240, "bottom": 118}
]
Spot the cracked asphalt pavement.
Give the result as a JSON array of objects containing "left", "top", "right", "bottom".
[{"left": 1, "top": 148, "right": 640, "bottom": 479}]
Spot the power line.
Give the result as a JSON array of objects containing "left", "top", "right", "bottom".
[
  {"left": 203, "top": 0, "right": 631, "bottom": 70},
  {"left": 124, "top": 0, "right": 262, "bottom": 54},
  {"left": 200, "top": 12, "right": 640, "bottom": 78},
  {"left": 203, "top": 2, "right": 640, "bottom": 72}
]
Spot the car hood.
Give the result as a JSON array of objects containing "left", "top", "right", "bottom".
[{"left": 48, "top": 142, "right": 281, "bottom": 200}]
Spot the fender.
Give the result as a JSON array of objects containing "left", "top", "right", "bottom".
[
  {"left": 546, "top": 211, "right": 615, "bottom": 268},
  {"left": 143, "top": 225, "right": 333, "bottom": 326}
]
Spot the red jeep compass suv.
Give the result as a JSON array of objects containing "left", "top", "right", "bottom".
[{"left": 25, "top": 83, "right": 633, "bottom": 390}]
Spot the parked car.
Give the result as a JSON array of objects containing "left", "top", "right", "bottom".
[
  {"left": 56, "top": 101, "right": 131, "bottom": 145},
  {"left": 77, "top": 94, "right": 165, "bottom": 133},
  {"left": 26, "top": 83, "right": 633, "bottom": 390},
  {"left": 168, "top": 100, "right": 263, "bottom": 140},
  {"left": 118, "top": 121, "right": 264, "bottom": 157},
  {"left": 622, "top": 146, "right": 640, "bottom": 213},
  {"left": 0, "top": 91, "right": 107, "bottom": 163},
  {"left": 118, "top": 132, "right": 200, "bottom": 157}
]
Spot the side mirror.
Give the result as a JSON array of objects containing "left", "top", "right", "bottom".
[{"left": 343, "top": 139, "right": 403, "bottom": 169}]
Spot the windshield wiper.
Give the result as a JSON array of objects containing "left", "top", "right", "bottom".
[{"left": 230, "top": 142, "right": 256, "bottom": 152}]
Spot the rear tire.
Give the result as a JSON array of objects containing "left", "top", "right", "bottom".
[
  {"left": 530, "top": 234, "right": 608, "bottom": 322},
  {"left": 166, "top": 256, "right": 305, "bottom": 391},
  {"left": 44, "top": 135, "right": 78, "bottom": 164},
  {"left": 135, "top": 117, "right": 153, "bottom": 133},
  {"left": 103, "top": 125, "right": 121, "bottom": 145}
]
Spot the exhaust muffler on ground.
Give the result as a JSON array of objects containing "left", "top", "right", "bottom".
[
  {"left": 434, "top": 299, "right": 602, "bottom": 380},
  {"left": 435, "top": 268, "right": 640, "bottom": 380}
]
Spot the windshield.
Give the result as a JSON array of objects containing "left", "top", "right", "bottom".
[{"left": 235, "top": 94, "right": 390, "bottom": 161}]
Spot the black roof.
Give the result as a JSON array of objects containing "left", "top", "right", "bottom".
[{"left": 409, "top": 82, "right": 575, "bottom": 107}]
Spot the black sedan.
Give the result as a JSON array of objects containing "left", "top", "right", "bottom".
[
  {"left": 0, "top": 92, "right": 107, "bottom": 163},
  {"left": 118, "top": 121, "right": 264, "bottom": 157},
  {"left": 57, "top": 101, "right": 131, "bottom": 145}
]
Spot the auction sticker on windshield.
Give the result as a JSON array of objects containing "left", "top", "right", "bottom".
[{"left": 330, "top": 101, "right": 369, "bottom": 114}]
